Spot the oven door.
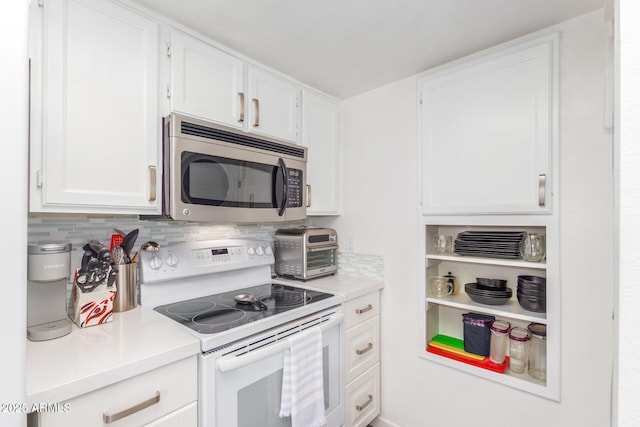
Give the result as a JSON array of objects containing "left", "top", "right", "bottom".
[{"left": 199, "top": 310, "right": 344, "bottom": 427}]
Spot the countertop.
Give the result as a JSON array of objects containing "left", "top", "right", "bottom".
[
  {"left": 274, "top": 274, "right": 385, "bottom": 301},
  {"left": 26, "top": 274, "right": 382, "bottom": 405},
  {"left": 26, "top": 307, "right": 200, "bottom": 405}
]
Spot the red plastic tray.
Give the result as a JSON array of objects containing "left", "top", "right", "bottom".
[{"left": 427, "top": 345, "right": 509, "bottom": 373}]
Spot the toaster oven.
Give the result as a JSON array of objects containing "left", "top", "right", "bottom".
[{"left": 274, "top": 228, "right": 338, "bottom": 280}]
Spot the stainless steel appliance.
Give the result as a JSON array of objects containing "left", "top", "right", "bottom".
[
  {"left": 159, "top": 114, "right": 307, "bottom": 223},
  {"left": 275, "top": 227, "right": 338, "bottom": 280},
  {"left": 27, "top": 243, "right": 72, "bottom": 341},
  {"left": 139, "top": 239, "right": 344, "bottom": 427}
]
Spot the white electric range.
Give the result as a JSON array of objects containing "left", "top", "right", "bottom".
[{"left": 138, "top": 239, "right": 345, "bottom": 427}]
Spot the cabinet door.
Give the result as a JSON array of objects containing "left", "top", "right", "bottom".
[
  {"left": 301, "top": 89, "right": 341, "bottom": 215},
  {"left": 34, "top": 0, "right": 160, "bottom": 213},
  {"left": 247, "top": 66, "right": 299, "bottom": 143},
  {"left": 169, "top": 30, "right": 244, "bottom": 128},
  {"left": 420, "top": 35, "right": 557, "bottom": 215}
]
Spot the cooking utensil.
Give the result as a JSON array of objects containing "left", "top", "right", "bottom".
[
  {"left": 234, "top": 294, "right": 267, "bottom": 311},
  {"left": 120, "top": 229, "right": 139, "bottom": 261},
  {"left": 141, "top": 241, "right": 160, "bottom": 252},
  {"left": 111, "top": 246, "right": 125, "bottom": 265}
]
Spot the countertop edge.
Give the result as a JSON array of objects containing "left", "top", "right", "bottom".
[{"left": 26, "top": 308, "right": 200, "bottom": 405}]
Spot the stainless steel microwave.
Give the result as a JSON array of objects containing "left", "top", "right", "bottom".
[{"left": 160, "top": 114, "right": 307, "bottom": 223}]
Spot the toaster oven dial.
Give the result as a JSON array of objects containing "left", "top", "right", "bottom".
[
  {"left": 256, "top": 246, "right": 264, "bottom": 256},
  {"left": 264, "top": 246, "right": 273, "bottom": 256}
]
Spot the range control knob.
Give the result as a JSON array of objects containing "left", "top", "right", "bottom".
[
  {"left": 166, "top": 254, "right": 179, "bottom": 267},
  {"left": 149, "top": 255, "right": 162, "bottom": 270},
  {"left": 247, "top": 247, "right": 255, "bottom": 256},
  {"left": 264, "top": 246, "right": 273, "bottom": 256},
  {"left": 256, "top": 246, "right": 264, "bottom": 256}
]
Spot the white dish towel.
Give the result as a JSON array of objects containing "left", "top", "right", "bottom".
[{"left": 279, "top": 326, "right": 327, "bottom": 427}]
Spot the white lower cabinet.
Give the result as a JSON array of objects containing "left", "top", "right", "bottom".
[
  {"left": 344, "top": 364, "right": 380, "bottom": 427},
  {"left": 343, "top": 291, "right": 381, "bottom": 427},
  {"left": 37, "top": 356, "right": 197, "bottom": 427}
]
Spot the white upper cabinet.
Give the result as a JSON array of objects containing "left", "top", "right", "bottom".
[
  {"left": 168, "top": 30, "right": 244, "bottom": 129},
  {"left": 301, "top": 89, "right": 341, "bottom": 215},
  {"left": 248, "top": 66, "right": 300, "bottom": 143},
  {"left": 167, "top": 31, "right": 300, "bottom": 143},
  {"left": 30, "top": 0, "right": 160, "bottom": 213},
  {"left": 419, "top": 34, "right": 558, "bottom": 215}
]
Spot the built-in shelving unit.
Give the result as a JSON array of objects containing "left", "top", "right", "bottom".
[{"left": 418, "top": 222, "right": 559, "bottom": 400}]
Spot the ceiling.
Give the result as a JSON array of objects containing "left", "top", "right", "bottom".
[{"left": 130, "top": 0, "right": 604, "bottom": 99}]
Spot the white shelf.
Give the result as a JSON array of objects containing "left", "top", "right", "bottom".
[
  {"left": 425, "top": 295, "right": 547, "bottom": 324},
  {"left": 419, "top": 352, "right": 548, "bottom": 396},
  {"left": 426, "top": 254, "right": 547, "bottom": 270}
]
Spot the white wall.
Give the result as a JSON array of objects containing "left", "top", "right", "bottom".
[
  {"left": 617, "top": 0, "right": 640, "bottom": 425},
  {"left": 1, "top": 1, "right": 28, "bottom": 427},
  {"left": 316, "top": 10, "right": 613, "bottom": 427}
]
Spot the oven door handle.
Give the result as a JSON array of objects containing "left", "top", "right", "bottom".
[
  {"left": 308, "top": 245, "right": 339, "bottom": 253},
  {"left": 216, "top": 313, "right": 344, "bottom": 373}
]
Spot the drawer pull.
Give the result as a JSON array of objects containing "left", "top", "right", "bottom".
[
  {"left": 356, "top": 304, "right": 373, "bottom": 314},
  {"left": 356, "top": 342, "right": 373, "bottom": 355},
  {"left": 356, "top": 394, "right": 373, "bottom": 411},
  {"left": 103, "top": 391, "right": 160, "bottom": 424}
]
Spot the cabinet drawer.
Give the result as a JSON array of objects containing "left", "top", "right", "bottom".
[
  {"left": 39, "top": 357, "right": 197, "bottom": 427},
  {"left": 344, "top": 363, "right": 380, "bottom": 427},
  {"left": 344, "top": 292, "right": 380, "bottom": 329},
  {"left": 345, "top": 316, "right": 380, "bottom": 382}
]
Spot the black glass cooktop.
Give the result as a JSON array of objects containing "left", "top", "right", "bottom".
[{"left": 153, "top": 283, "right": 334, "bottom": 334}]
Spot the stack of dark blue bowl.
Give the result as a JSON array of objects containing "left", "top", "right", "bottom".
[
  {"left": 517, "top": 275, "right": 546, "bottom": 313},
  {"left": 465, "top": 278, "right": 512, "bottom": 305}
]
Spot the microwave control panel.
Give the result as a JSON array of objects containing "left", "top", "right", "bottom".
[{"left": 287, "top": 169, "right": 303, "bottom": 207}]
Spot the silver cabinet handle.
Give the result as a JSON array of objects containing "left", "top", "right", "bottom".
[
  {"left": 252, "top": 98, "right": 260, "bottom": 127},
  {"left": 356, "top": 342, "right": 373, "bottom": 355},
  {"left": 103, "top": 391, "right": 160, "bottom": 424},
  {"left": 238, "top": 92, "right": 245, "bottom": 123},
  {"left": 148, "top": 165, "right": 157, "bottom": 202},
  {"left": 356, "top": 304, "right": 373, "bottom": 314},
  {"left": 538, "top": 174, "right": 546, "bottom": 207},
  {"left": 356, "top": 394, "right": 373, "bottom": 411},
  {"left": 306, "top": 184, "right": 312, "bottom": 208}
]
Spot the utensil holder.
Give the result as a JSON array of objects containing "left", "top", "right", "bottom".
[{"left": 113, "top": 263, "right": 138, "bottom": 312}]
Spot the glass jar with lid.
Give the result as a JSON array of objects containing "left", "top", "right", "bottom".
[
  {"left": 508, "top": 327, "right": 530, "bottom": 374},
  {"left": 527, "top": 323, "right": 547, "bottom": 382},
  {"left": 489, "top": 320, "right": 511, "bottom": 364}
]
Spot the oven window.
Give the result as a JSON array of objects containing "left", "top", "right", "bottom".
[
  {"left": 307, "top": 249, "right": 337, "bottom": 271},
  {"left": 236, "top": 347, "right": 330, "bottom": 427},
  {"left": 182, "top": 152, "right": 277, "bottom": 208}
]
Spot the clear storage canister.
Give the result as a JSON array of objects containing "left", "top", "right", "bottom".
[
  {"left": 508, "top": 327, "right": 530, "bottom": 374},
  {"left": 527, "top": 323, "right": 547, "bottom": 382},
  {"left": 489, "top": 320, "right": 511, "bottom": 364}
]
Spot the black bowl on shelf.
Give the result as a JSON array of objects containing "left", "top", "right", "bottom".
[
  {"left": 465, "top": 282, "right": 513, "bottom": 306},
  {"left": 516, "top": 293, "right": 547, "bottom": 313},
  {"left": 517, "top": 286, "right": 547, "bottom": 298},
  {"left": 517, "top": 275, "right": 546, "bottom": 286},
  {"left": 475, "top": 277, "right": 507, "bottom": 290}
]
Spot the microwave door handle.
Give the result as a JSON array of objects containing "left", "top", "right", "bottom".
[{"left": 277, "top": 158, "right": 288, "bottom": 217}]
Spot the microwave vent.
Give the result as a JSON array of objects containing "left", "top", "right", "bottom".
[{"left": 181, "top": 121, "right": 305, "bottom": 159}]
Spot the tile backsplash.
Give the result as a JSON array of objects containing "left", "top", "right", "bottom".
[{"left": 28, "top": 215, "right": 384, "bottom": 281}]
